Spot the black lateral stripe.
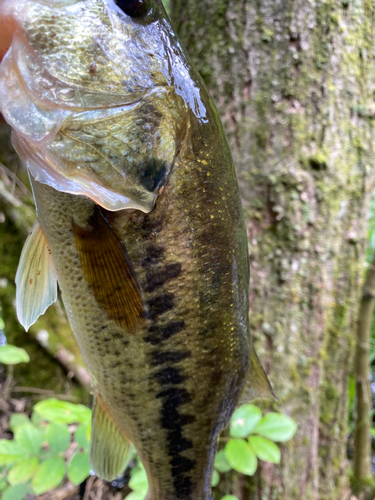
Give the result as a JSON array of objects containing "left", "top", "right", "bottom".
[
  {"left": 141, "top": 245, "right": 165, "bottom": 268},
  {"left": 173, "top": 474, "right": 194, "bottom": 497},
  {"left": 151, "top": 350, "right": 190, "bottom": 366},
  {"left": 157, "top": 388, "right": 194, "bottom": 452},
  {"left": 153, "top": 366, "right": 186, "bottom": 385},
  {"left": 156, "top": 386, "right": 196, "bottom": 496},
  {"left": 144, "top": 320, "right": 185, "bottom": 345},
  {"left": 145, "top": 263, "right": 182, "bottom": 293},
  {"left": 141, "top": 217, "right": 164, "bottom": 237},
  {"left": 156, "top": 386, "right": 191, "bottom": 404},
  {"left": 146, "top": 293, "right": 175, "bottom": 320},
  {"left": 171, "top": 455, "right": 196, "bottom": 475}
]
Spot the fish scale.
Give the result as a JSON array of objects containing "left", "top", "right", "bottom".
[{"left": 0, "top": 0, "right": 275, "bottom": 498}]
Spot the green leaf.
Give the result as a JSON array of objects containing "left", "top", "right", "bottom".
[
  {"left": 129, "top": 466, "right": 148, "bottom": 491},
  {"left": 45, "top": 423, "right": 71, "bottom": 454},
  {"left": 8, "top": 457, "right": 39, "bottom": 485},
  {"left": 15, "top": 425, "right": 43, "bottom": 455},
  {"left": 229, "top": 405, "right": 262, "bottom": 438},
  {"left": 0, "top": 345, "right": 29, "bottom": 365},
  {"left": 67, "top": 452, "right": 91, "bottom": 485},
  {"left": 371, "top": 428, "right": 375, "bottom": 439},
  {"left": 220, "top": 496, "right": 239, "bottom": 500},
  {"left": 75, "top": 424, "right": 90, "bottom": 451},
  {"left": 225, "top": 438, "right": 257, "bottom": 476},
  {"left": 10, "top": 414, "right": 31, "bottom": 432},
  {"left": 34, "top": 399, "right": 91, "bottom": 424},
  {"left": 0, "top": 478, "right": 8, "bottom": 492},
  {"left": 212, "top": 469, "right": 220, "bottom": 487},
  {"left": 3, "top": 483, "right": 28, "bottom": 500},
  {"left": 31, "top": 411, "right": 44, "bottom": 426},
  {"left": 32, "top": 457, "right": 66, "bottom": 494},
  {"left": 214, "top": 449, "right": 232, "bottom": 473},
  {"left": 253, "top": 413, "right": 297, "bottom": 442},
  {"left": 248, "top": 436, "right": 280, "bottom": 464},
  {"left": 0, "top": 440, "right": 26, "bottom": 465}
]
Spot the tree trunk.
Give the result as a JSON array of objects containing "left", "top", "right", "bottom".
[
  {"left": 170, "top": 1, "right": 375, "bottom": 499},
  {"left": 354, "top": 255, "right": 375, "bottom": 484}
]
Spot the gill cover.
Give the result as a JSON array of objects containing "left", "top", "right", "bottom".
[{"left": 0, "top": 0, "right": 188, "bottom": 212}]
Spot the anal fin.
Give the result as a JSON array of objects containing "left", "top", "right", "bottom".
[
  {"left": 90, "top": 392, "right": 133, "bottom": 481},
  {"left": 15, "top": 220, "right": 58, "bottom": 331},
  {"left": 239, "top": 345, "right": 277, "bottom": 404}
]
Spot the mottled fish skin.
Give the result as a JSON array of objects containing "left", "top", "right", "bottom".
[{"left": 1, "top": 0, "right": 252, "bottom": 499}]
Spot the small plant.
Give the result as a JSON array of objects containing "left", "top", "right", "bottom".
[
  {"left": 0, "top": 342, "right": 92, "bottom": 499},
  {"left": 216, "top": 404, "right": 297, "bottom": 480},
  {"left": 0, "top": 400, "right": 92, "bottom": 499},
  {"left": 0, "top": 344, "right": 29, "bottom": 365}
]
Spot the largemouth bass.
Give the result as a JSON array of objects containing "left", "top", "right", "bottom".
[{"left": 0, "top": 1, "right": 273, "bottom": 498}]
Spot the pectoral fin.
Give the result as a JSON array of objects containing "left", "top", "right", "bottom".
[
  {"left": 239, "top": 345, "right": 277, "bottom": 404},
  {"left": 15, "top": 220, "right": 58, "bottom": 331},
  {"left": 72, "top": 207, "right": 146, "bottom": 333},
  {"left": 90, "top": 392, "right": 133, "bottom": 481}
]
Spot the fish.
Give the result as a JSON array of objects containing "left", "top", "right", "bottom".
[{"left": 0, "top": 0, "right": 274, "bottom": 498}]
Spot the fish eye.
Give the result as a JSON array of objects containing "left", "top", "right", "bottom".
[{"left": 114, "top": 0, "right": 152, "bottom": 17}]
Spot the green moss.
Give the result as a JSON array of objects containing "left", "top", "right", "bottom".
[
  {"left": 289, "top": 365, "right": 300, "bottom": 382},
  {"left": 306, "top": 152, "right": 328, "bottom": 171}
]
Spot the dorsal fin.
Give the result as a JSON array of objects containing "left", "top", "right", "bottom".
[
  {"left": 15, "top": 220, "right": 58, "bottom": 331},
  {"left": 239, "top": 345, "right": 277, "bottom": 404},
  {"left": 90, "top": 391, "right": 133, "bottom": 481},
  {"left": 72, "top": 207, "right": 146, "bottom": 333}
]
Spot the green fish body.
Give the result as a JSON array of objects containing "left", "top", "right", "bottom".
[{"left": 0, "top": 1, "right": 273, "bottom": 498}]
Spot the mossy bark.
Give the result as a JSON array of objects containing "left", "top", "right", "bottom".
[{"left": 171, "top": 0, "right": 375, "bottom": 499}]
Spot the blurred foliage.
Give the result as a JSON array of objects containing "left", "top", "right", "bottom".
[
  {"left": 0, "top": 398, "right": 91, "bottom": 499},
  {"left": 0, "top": 345, "right": 29, "bottom": 365}
]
